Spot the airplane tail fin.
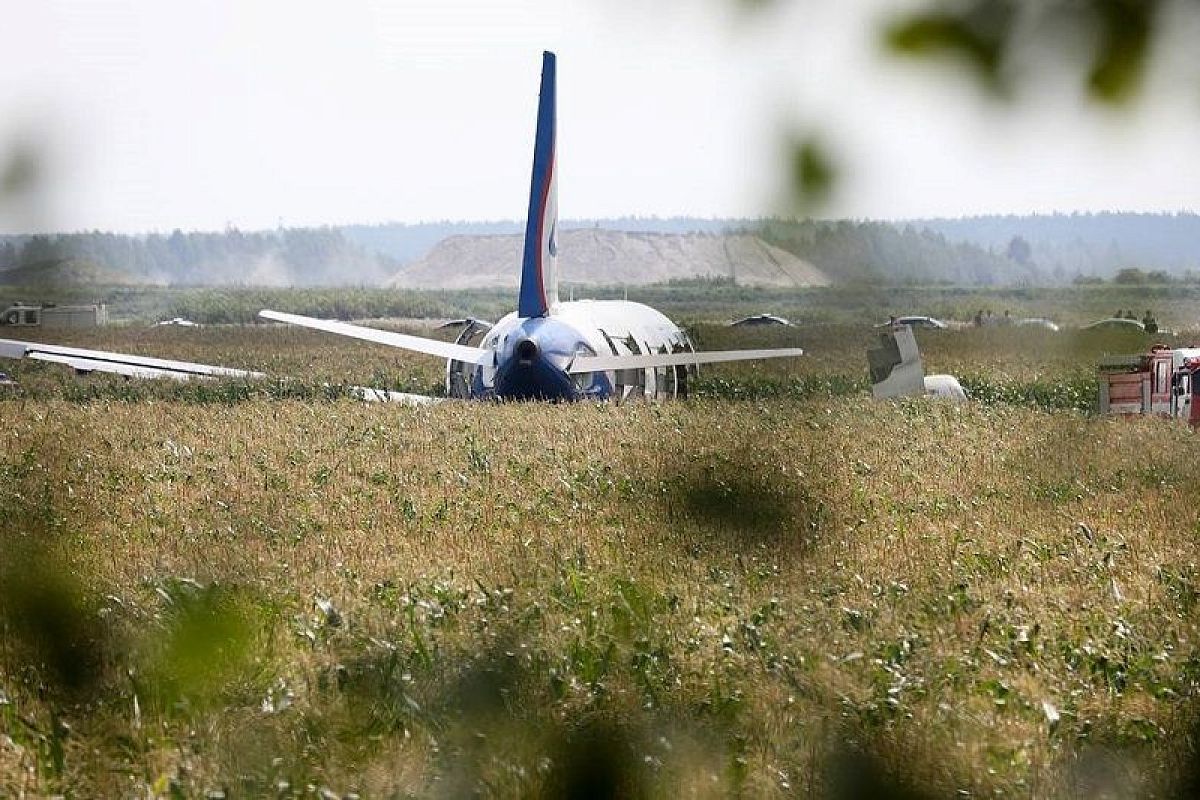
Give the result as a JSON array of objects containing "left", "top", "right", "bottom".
[
  {"left": 868, "top": 324, "right": 968, "bottom": 401},
  {"left": 868, "top": 324, "right": 926, "bottom": 398},
  {"left": 518, "top": 51, "right": 559, "bottom": 318}
]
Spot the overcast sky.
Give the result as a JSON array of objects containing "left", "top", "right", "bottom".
[{"left": 3, "top": 0, "right": 1200, "bottom": 233}]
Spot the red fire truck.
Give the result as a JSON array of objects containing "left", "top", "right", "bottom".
[{"left": 1098, "top": 345, "right": 1200, "bottom": 425}]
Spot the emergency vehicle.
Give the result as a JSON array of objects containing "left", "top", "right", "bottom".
[{"left": 1098, "top": 345, "right": 1200, "bottom": 425}]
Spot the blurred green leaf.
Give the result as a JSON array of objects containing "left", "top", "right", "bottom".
[
  {"left": 790, "top": 137, "right": 837, "bottom": 208},
  {"left": 1, "top": 142, "right": 40, "bottom": 195},
  {"left": 1087, "top": 0, "right": 1156, "bottom": 103},
  {"left": 0, "top": 548, "right": 109, "bottom": 695},
  {"left": 883, "top": 3, "right": 1014, "bottom": 94},
  {"left": 141, "top": 581, "right": 270, "bottom": 711},
  {"left": 882, "top": 0, "right": 1166, "bottom": 105}
]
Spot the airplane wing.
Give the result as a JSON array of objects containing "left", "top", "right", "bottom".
[
  {"left": 2, "top": 338, "right": 264, "bottom": 379},
  {"left": 1, "top": 337, "right": 443, "bottom": 405},
  {"left": 567, "top": 347, "right": 804, "bottom": 374},
  {"left": 30, "top": 353, "right": 212, "bottom": 380},
  {"left": 259, "top": 310, "right": 493, "bottom": 365}
]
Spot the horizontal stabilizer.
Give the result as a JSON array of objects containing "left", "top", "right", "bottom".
[
  {"left": 259, "top": 310, "right": 492, "bottom": 365},
  {"left": 568, "top": 347, "right": 803, "bottom": 374}
]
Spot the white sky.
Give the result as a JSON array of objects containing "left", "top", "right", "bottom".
[{"left": 2, "top": 0, "right": 1199, "bottom": 233}]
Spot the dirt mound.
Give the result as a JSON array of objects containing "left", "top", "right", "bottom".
[{"left": 387, "top": 230, "right": 829, "bottom": 289}]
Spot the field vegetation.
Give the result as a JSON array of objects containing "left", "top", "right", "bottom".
[
  {"left": 5, "top": 281, "right": 1199, "bottom": 329},
  {"left": 3, "top": 294, "right": 1200, "bottom": 797},
  {"left": 0, "top": 316, "right": 1175, "bottom": 415}
]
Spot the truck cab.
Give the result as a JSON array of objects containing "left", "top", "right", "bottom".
[{"left": 1170, "top": 353, "right": 1200, "bottom": 425}]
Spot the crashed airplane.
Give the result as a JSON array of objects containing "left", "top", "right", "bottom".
[{"left": 0, "top": 52, "right": 803, "bottom": 402}]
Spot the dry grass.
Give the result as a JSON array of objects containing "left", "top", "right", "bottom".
[{"left": 3, "top": 390, "right": 1200, "bottom": 797}]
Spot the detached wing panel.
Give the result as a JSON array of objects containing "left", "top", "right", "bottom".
[
  {"left": 568, "top": 348, "right": 804, "bottom": 374},
  {"left": 31, "top": 353, "right": 203, "bottom": 380},
  {"left": 2, "top": 338, "right": 264, "bottom": 380},
  {"left": 349, "top": 386, "right": 443, "bottom": 406},
  {"left": 0, "top": 339, "right": 27, "bottom": 360},
  {"left": 2, "top": 336, "right": 446, "bottom": 404},
  {"left": 259, "top": 310, "right": 492, "bottom": 365}
]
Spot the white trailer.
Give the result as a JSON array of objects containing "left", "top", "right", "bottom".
[{"left": 0, "top": 303, "right": 108, "bottom": 328}]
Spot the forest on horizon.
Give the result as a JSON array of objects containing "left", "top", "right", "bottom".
[{"left": 1, "top": 211, "right": 1198, "bottom": 288}]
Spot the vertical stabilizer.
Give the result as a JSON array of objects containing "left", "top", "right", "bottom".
[
  {"left": 869, "top": 324, "right": 968, "bottom": 402},
  {"left": 868, "top": 324, "right": 925, "bottom": 399},
  {"left": 518, "top": 51, "right": 559, "bottom": 318}
]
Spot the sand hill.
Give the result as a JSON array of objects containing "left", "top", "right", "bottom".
[{"left": 386, "top": 230, "right": 829, "bottom": 289}]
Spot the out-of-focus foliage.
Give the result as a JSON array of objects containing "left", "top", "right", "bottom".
[
  {"left": 884, "top": 0, "right": 1170, "bottom": 104},
  {"left": 736, "top": 0, "right": 1195, "bottom": 209},
  {"left": 0, "top": 142, "right": 40, "bottom": 196},
  {"left": 136, "top": 580, "right": 275, "bottom": 712},
  {"left": 789, "top": 137, "right": 838, "bottom": 210},
  {"left": 886, "top": 1, "right": 1014, "bottom": 95}
]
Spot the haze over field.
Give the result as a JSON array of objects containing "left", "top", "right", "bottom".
[
  {"left": 4, "top": 2, "right": 1200, "bottom": 234},
  {"left": 5, "top": 212, "right": 1200, "bottom": 289}
]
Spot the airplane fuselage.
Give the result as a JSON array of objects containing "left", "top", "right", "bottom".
[{"left": 449, "top": 300, "right": 696, "bottom": 401}]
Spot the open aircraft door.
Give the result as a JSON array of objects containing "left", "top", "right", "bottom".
[
  {"left": 600, "top": 330, "right": 644, "bottom": 401},
  {"left": 639, "top": 338, "right": 660, "bottom": 399},
  {"left": 446, "top": 319, "right": 492, "bottom": 399},
  {"left": 644, "top": 342, "right": 681, "bottom": 400}
]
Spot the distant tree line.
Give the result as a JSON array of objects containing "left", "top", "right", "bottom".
[
  {"left": 4, "top": 212, "right": 1200, "bottom": 288},
  {"left": 916, "top": 212, "right": 1200, "bottom": 279},
  {"left": 0, "top": 227, "right": 396, "bottom": 287},
  {"left": 1075, "top": 267, "right": 1200, "bottom": 286},
  {"left": 754, "top": 219, "right": 1028, "bottom": 285}
]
